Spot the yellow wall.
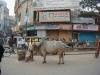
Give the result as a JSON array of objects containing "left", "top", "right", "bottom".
[
  {"left": 59, "top": 30, "right": 72, "bottom": 42},
  {"left": 47, "top": 30, "right": 72, "bottom": 42},
  {"left": 47, "top": 30, "right": 59, "bottom": 40}
]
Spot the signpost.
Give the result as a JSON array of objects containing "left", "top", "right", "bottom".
[{"left": 24, "top": 0, "right": 29, "bottom": 37}]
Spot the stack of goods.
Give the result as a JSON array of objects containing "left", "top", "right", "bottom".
[{"left": 17, "top": 50, "right": 26, "bottom": 61}]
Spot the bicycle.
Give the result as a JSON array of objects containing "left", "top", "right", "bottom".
[{"left": 4, "top": 45, "right": 16, "bottom": 57}]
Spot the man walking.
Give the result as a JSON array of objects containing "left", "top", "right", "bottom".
[
  {"left": 0, "top": 38, "right": 4, "bottom": 46},
  {"left": 8, "top": 36, "right": 15, "bottom": 54},
  {"left": 95, "top": 40, "right": 100, "bottom": 58}
]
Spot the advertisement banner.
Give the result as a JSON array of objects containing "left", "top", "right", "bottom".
[
  {"left": 27, "top": 24, "right": 72, "bottom": 30},
  {"left": 59, "top": 24, "right": 72, "bottom": 30},
  {"left": 72, "top": 18, "right": 95, "bottom": 24},
  {"left": 33, "top": 0, "right": 80, "bottom": 9},
  {"left": 73, "top": 24, "right": 98, "bottom": 31},
  {"left": 39, "top": 11, "right": 70, "bottom": 22}
]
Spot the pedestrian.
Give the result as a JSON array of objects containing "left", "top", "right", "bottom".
[
  {"left": 86, "top": 40, "right": 90, "bottom": 47},
  {"left": 0, "top": 38, "right": 4, "bottom": 46},
  {"left": 21, "top": 38, "right": 27, "bottom": 50},
  {"left": 95, "top": 39, "right": 100, "bottom": 58},
  {"left": 8, "top": 37, "right": 15, "bottom": 54},
  {"left": 0, "top": 44, "right": 5, "bottom": 75}
]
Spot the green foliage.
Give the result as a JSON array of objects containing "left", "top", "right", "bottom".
[
  {"left": 80, "top": 0, "right": 99, "bottom": 11},
  {"left": 79, "top": 11, "right": 97, "bottom": 17},
  {"left": 79, "top": 0, "right": 100, "bottom": 17}
]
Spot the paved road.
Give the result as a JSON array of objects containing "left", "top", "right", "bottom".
[{"left": 1, "top": 54, "right": 100, "bottom": 75}]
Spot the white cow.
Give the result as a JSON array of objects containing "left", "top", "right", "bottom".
[{"left": 32, "top": 40, "right": 69, "bottom": 64}]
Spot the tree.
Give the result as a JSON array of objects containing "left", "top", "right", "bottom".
[
  {"left": 80, "top": 0, "right": 100, "bottom": 11},
  {"left": 79, "top": 0, "right": 100, "bottom": 17},
  {"left": 79, "top": 0, "right": 100, "bottom": 24},
  {"left": 79, "top": 11, "right": 97, "bottom": 17}
]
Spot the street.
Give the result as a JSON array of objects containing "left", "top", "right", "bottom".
[
  {"left": 1, "top": 53, "right": 100, "bottom": 75},
  {"left": 0, "top": 0, "right": 100, "bottom": 75}
]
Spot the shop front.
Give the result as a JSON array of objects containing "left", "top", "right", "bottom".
[
  {"left": 46, "top": 24, "right": 72, "bottom": 42},
  {"left": 47, "top": 30, "right": 72, "bottom": 42},
  {"left": 27, "top": 25, "right": 46, "bottom": 37},
  {"left": 27, "top": 24, "right": 72, "bottom": 42},
  {"left": 73, "top": 24, "right": 99, "bottom": 45},
  {"left": 79, "top": 32, "right": 96, "bottom": 42},
  {"left": 32, "top": 9, "right": 72, "bottom": 41}
]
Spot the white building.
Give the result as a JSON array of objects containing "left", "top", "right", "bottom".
[
  {"left": 0, "top": 0, "right": 9, "bottom": 35},
  {"left": 15, "top": 0, "right": 84, "bottom": 40}
]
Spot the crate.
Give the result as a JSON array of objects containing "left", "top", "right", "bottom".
[{"left": 17, "top": 50, "right": 26, "bottom": 61}]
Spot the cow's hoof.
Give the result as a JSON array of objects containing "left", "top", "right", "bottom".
[
  {"left": 30, "top": 58, "right": 34, "bottom": 61},
  {"left": 31, "top": 60, "right": 34, "bottom": 61},
  {"left": 42, "top": 61, "right": 46, "bottom": 64},
  {"left": 61, "top": 62, "right": 64, "bottom": 64},
  {"left": 25, "top": 60, "right": 28, "bottom": 62},
  {"left": 58, "top": 62, "right": 60, "bottom": 64}
]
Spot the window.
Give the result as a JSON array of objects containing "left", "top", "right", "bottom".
[
  {"left": 73, "top": 32, "right": 79, "bottom": 41},
  {"left": 33, "top": 11, "right": 39, "bottom": 22},
  {"left": 27, "top": 30, "right": 37, "bottom": 36},
  {"left": 33, "top": 11, "right": 36, "bottom": 22}
]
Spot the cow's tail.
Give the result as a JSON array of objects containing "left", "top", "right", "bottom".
[{"left": 63, "top": 49, "right": 66, "bottom": 56}]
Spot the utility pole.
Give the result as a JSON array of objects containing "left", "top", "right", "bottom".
[{"left": 25, "top": 0, "right": 28, "bottom": 37}]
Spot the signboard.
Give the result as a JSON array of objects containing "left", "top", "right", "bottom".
[
  {"left": 59, "top": 24, "right": 72, "bottom": 30},
  {"left": 46, "top": 25, "right": 59, "bottom": 29},
  {"left": 73, "top": 24, "right": 98, "bottom": 31},
  {"left": 37, "top": 30, "right": 46, "bottom": 37},
  {"left": 24, "top": 16, "right": 29, "bottom": 23},
  {"left": 39, "top": 11, "right": 70, "bottom": 22},
  {"left": 72, "top": 17, "right": 95, "bottom": 24},
  {"left": 27, "top": 24, "right": 72, "bottom": 30},
  {"left": 33, "top": 0, "right": 80, "bottom": 9},
  {"left": 27, "top": 25, "right": 59, "bottom": 30}
]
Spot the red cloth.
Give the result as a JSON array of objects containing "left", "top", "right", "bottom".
[{"left": 96, "top": 40, "right": 100, "bottom": 53}]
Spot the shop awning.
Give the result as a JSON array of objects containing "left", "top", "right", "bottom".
[{"left": 27, "top": 24, "right": 72, "bottom": 30}]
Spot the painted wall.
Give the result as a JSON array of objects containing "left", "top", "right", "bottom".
[
  {"left": 59, "top": 30, "right": 72, "bottom": 42},
  {"left": 79, "top": 32, "right": 96, "bottom": 42},
  {"left": 79, "top": 32, "right": 96, "bottom": 45},
  {"left": 47, "top": 30, "right": 59, "bottom": 40},
  {"left": 37, "top": 30, "right": 46, "bottom": 38},
  {"left": 47, "top": 30, "right": 72, "bottom": 42}
]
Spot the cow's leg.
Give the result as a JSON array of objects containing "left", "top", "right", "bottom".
[
  {"left": 61, "top": 52, "right": 64, "bottom": 64},
  {"left": 58, "top": 55, "right": 61, "bottom": 64},
  {"left": 43, "top": 55, "right": 46, "bottom": 64},
  {"left": 30, "top": 50, "right": 34, "bottom": 61},
  {"left": 25, "top": 50, "right": 34, "bottom": 62}
]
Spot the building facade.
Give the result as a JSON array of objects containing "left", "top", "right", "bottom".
[
  {"left": 14, "top": 0, "right": 99, "bottom": 44},
  {"left": 14, "top": 0, "right": 33, "bottom": 26},
  {"left": 72, "top": 17, "right": 99, "bottom": 46},
  {"left": 0, "top": 0, "right": 9, "bottom": 36},
  {"left": 9, "top": 16, "right": 16, "bottom": 34},
  {"left": 14, "top": 0, "right": 82, "bottom": 42}
]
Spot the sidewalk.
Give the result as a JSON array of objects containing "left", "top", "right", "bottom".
[{"left": 65, "top": 51, "right": 95, "bottom": 55}]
